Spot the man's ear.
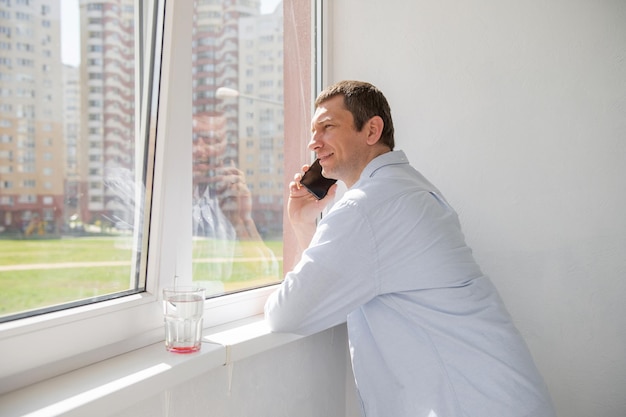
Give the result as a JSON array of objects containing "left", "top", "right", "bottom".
[{"left": 365, "top": 116, "right": 384, "bottom": 145}]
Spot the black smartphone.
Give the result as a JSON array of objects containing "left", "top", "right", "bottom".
[{"left": 300, "top": 159, "right": 337, "bottom": 200}]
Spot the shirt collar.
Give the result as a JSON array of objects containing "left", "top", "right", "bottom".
[{"left": 360, "top": 150, "right": 409, "bottom": 179}]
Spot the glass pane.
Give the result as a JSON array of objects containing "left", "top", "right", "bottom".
[
  {"left": 0, "top": 0, "right": 159, "bottom": 321},
  {"left": 192, "top": 0, "right": 283, "bottom": 296}
]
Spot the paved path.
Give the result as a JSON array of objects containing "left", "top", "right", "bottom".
[
  {"left": 0, "top": 261, "right": 131, "bottom": 271},
  {"left": 0, "top": 257, "right": 283, "bottom": 271}
]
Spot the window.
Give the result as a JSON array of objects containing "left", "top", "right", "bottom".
[
  {"left": 0, "top": 0, "right": 313, "bottom": 394},
  {"left": 0, "top": 0, "right": 151, "bottom": 322},
  {"left": 0, "top": 0, "right": 163, "bottom": 391}
]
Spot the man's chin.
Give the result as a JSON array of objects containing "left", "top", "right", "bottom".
[{"left": 321, "top": 169, "right": 337, "bottom": 180}]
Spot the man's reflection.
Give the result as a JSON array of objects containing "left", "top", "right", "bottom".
[{"left": 192, "top": 114, "right": 277, "bottom": 289}]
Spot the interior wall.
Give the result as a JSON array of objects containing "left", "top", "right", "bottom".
[
  {"left": 325, "top": 1, "right": 626, "bottom": 416},
  {"left": 113, "top": 327, "right": 353, "bottom": 417}
]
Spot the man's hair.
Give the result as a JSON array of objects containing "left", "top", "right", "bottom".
[{"left": 315, "top": 80, "right": 395, "bottom": 150}]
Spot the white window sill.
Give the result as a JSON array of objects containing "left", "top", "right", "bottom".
[{"left": 0, "top": 315, "right": 302, "bottom": 417}]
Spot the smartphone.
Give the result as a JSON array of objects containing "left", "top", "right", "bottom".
[{"left": 300, "top": 159, "right": 337, "bottom": 200}]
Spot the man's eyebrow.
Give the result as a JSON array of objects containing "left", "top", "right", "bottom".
[
  {"left": 313, "top": 115, "right": 333, "bottom": 125},
  {"left": 311, "top": 114, "right": 336, "bottom": 132}
]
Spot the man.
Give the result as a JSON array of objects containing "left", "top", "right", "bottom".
[{"left": 264, "top": 80, "right": 556, "bottom": 417}]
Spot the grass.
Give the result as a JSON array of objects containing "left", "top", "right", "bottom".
[
  {"left": 0, "top": 236, "right": 283, "bottom": 318},
  {"left": 0, "top": 237, "right": 133, "bottom": 265}
]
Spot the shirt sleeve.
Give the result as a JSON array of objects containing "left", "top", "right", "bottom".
[{"left": 264, "top": 200, "right": 380, "bottom": 335}]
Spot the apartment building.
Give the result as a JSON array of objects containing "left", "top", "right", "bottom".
[
  {"left": 0, "top": 0, "right": 64, "bottom": 235},
  {"left": 78, "top": 0, "right": 135, "bottom": 227}
]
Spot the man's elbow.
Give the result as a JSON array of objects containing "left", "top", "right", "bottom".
[{"left": 264, "top": 303, "right": 310, "bottom": 335}]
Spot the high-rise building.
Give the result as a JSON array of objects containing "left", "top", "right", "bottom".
[
  {"left": 0, "top": 0, "right": 65, "bottom": 235},
  {"left": 78, "top": 0, "right": 136, "bottom": 227},
  {"left": 237, "top": 4, "right": 283, "bottom": 235},
  {"left": 192, "top": 0, "right": 262, "bottom": 162}
]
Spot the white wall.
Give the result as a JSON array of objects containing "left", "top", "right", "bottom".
[
  {"left": 113, "top": 327, "right": 354, "bottom": 417},
  {"left": 326, "top": 1, "right": 626, "bottom": 416}
]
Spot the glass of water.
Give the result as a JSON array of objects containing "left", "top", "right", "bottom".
[{"left": 163, "top": 286, "right": 205, "bottom": 353}]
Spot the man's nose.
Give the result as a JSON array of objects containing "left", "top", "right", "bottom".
[{"left": 308, "top": 131, "right": 321, "bottom": 150}]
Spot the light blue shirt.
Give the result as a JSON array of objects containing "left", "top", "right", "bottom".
[{"left": 265, "top": 151, "right": 555, "bottom": 417}]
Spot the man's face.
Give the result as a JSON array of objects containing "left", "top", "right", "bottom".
[{"left": 309, "top": 95, "right": 371, "bottom": 187}]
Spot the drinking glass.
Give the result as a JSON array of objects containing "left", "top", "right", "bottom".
[{"left": 163, "top": 286, "right": 205, "bottom": 353}]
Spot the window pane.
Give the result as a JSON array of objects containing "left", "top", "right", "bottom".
[
  {"left": 192, "top": 0, "right": 283, "bottom": 296},
  {"left": 0, "top": 0, "right": 157, "bottom": 321}
]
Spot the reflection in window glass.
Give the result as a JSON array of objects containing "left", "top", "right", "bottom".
[
  {"left": 0, "top": 0, "right": 158, "bottom": 321},
  {"left": 192, "top": 0, "right": 283, "bottom": 296}
]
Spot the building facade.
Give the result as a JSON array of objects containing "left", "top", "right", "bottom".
[{"left": 0, "top": 0, "right": 65, "bottom": 235}]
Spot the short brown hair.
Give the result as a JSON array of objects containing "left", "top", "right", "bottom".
[{"left": 315, "top": 80, "right": 395, "bottom": 150}]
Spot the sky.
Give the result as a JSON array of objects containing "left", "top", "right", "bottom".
[
  {"left": 260, "top": 0, "right": 282, "bottom": 14},
  {"left": 61, "top": 0, "right": 283, "bottom": 66},
  {"left": 61, "top": 0, "right": 80, "bottom": 66}
]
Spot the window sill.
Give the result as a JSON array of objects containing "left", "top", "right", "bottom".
[{"left": 0, "top": 315, "right": 302, "bottom": 417}]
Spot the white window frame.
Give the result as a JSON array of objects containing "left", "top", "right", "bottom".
[{"left": 0, "top": 0, "right": 308, "bottom": 394}]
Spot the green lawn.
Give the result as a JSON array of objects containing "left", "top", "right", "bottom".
[
  {"left": 0, "top": 236, "right": 133, "bottom": 265},
  {"left": 0, "top": 236, "right": 283, "bottom": 318}
]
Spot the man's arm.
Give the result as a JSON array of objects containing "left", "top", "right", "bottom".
[{"left": 265, "top": 200, "right": 378, "bottom": 335}]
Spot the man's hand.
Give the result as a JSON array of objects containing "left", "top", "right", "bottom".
[
  {"left": 288, "top": 164, "right": 338, "bottom": 249},
  {"left": 215, "top": 163, "right": 261, "bottom": 240}
]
